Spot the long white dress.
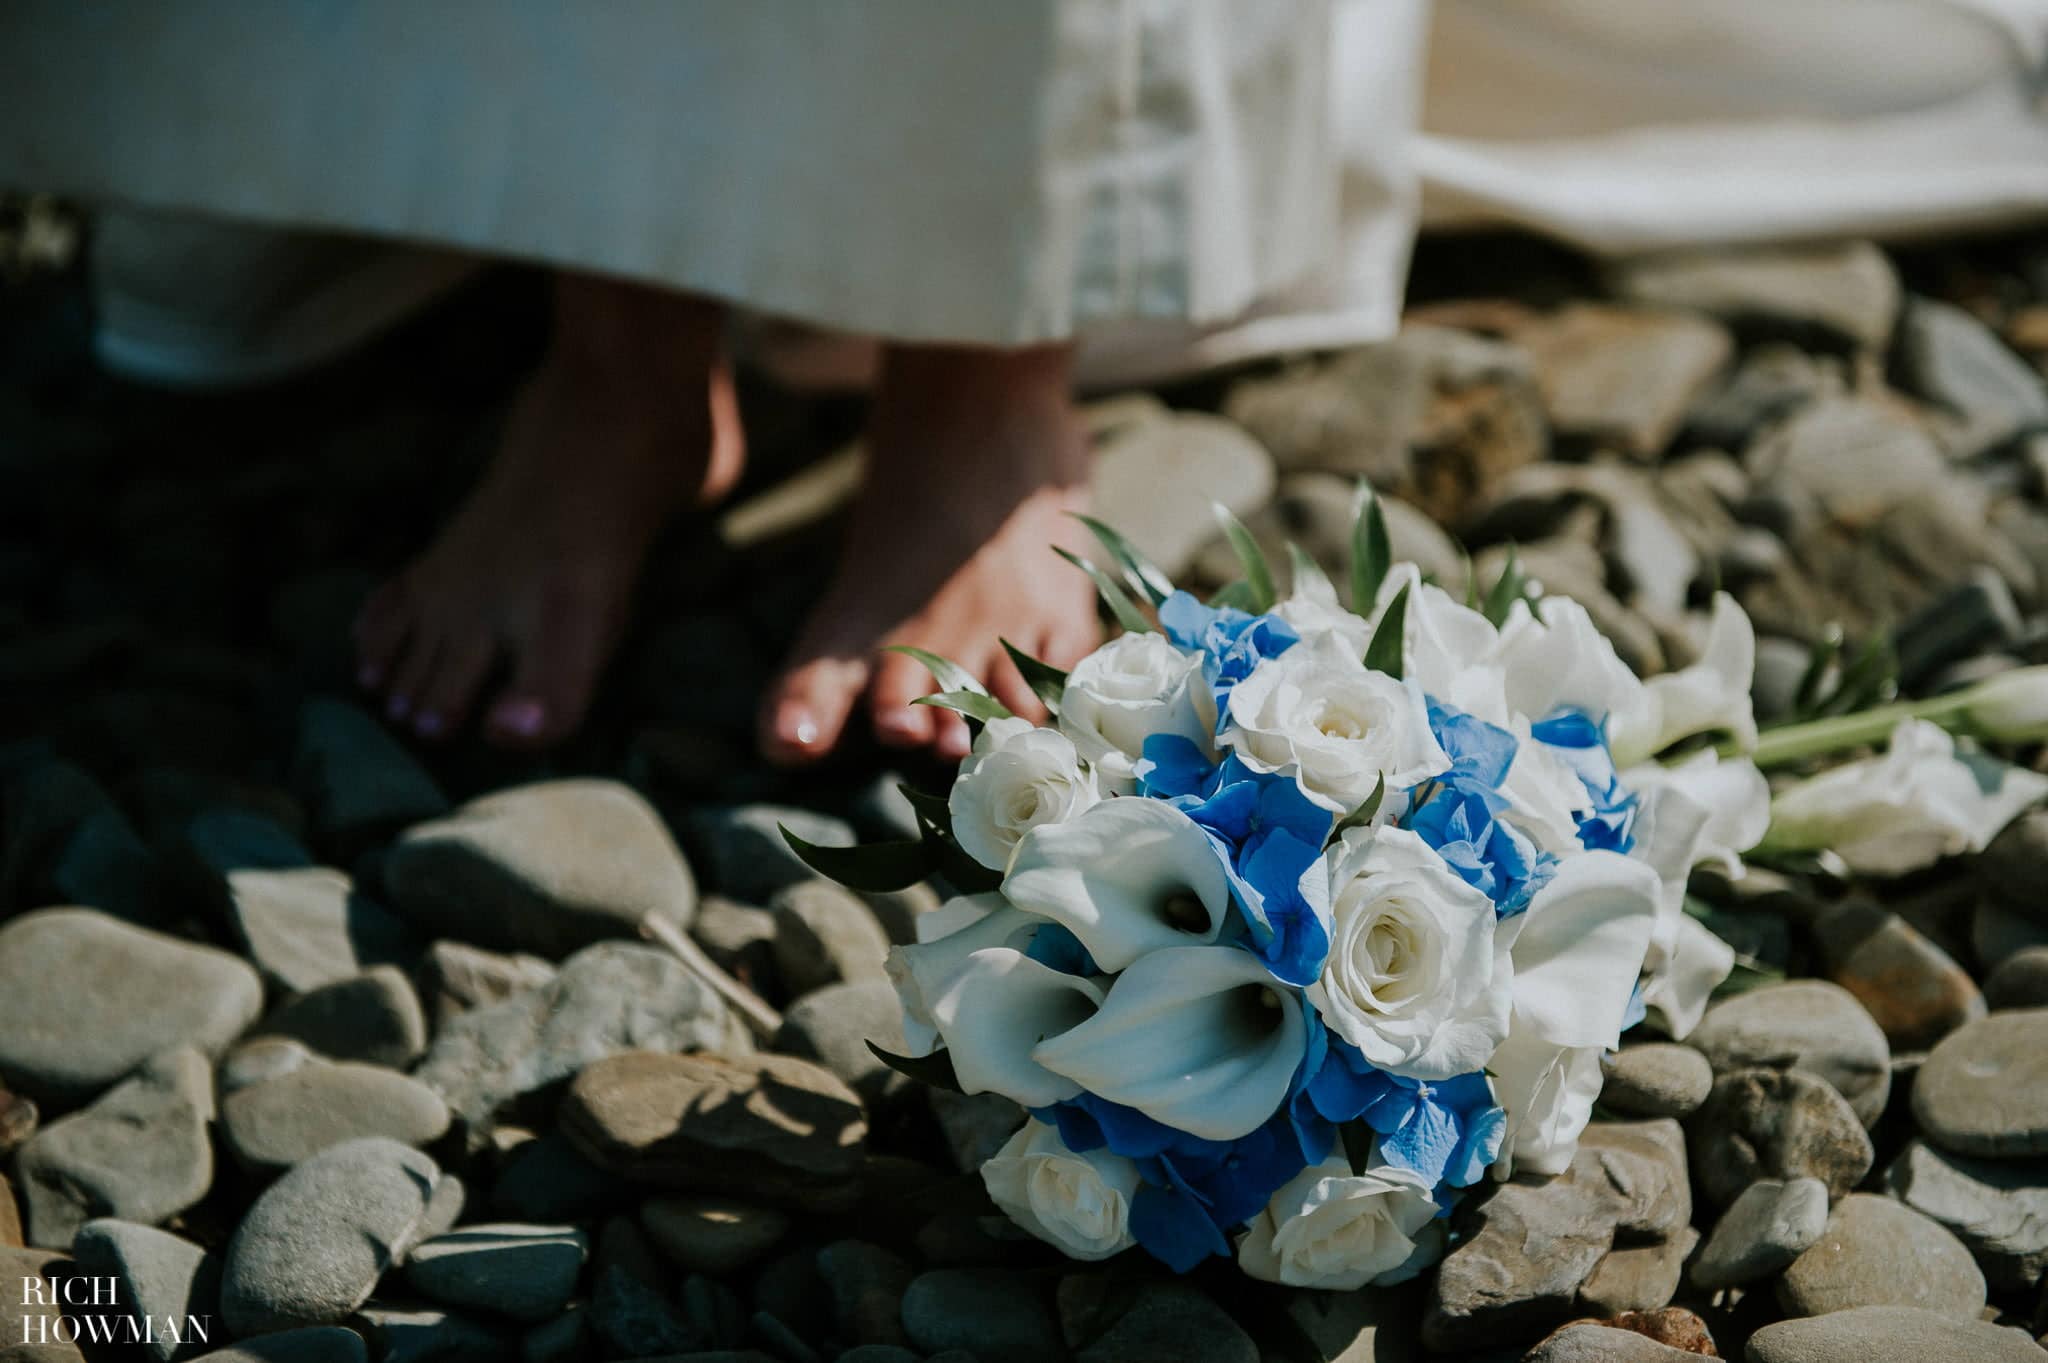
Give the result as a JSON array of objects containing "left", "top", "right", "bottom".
[{"left": 0, "top": 0, "right": 2042, "bottom": 387}]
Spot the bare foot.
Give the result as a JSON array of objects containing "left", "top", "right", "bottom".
[
  {"left": 354, "top": 273, "right": 741, "bottom": 746},
  {"left": 761, "top": 343, "right": 1101, "bottom": 765}
]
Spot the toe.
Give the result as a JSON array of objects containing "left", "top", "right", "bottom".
[
  {"left": 413, "top": 628, "right": 498, "bottom": 740},
  {"left": 353, "top": 578, "right": 413, "bottom": 691},
  {"left": 1043, "top": 615, "right": 1101, "bottom": 671},
  {"left": 933, "top": 708, "right": 974, "bottom": 762},
  {"left": 484, "top": 598, "right": 608, "bottom": 748},
  {"left": 869, "top": 647, "right": 937, "bottom": 749},
  {"left": 386, "top": 628, "right": 443, "bottom": 724},
  {"left": 759, "top": 653, "right": 868, "bottom": 766},
  {"left": 987, "top": 646, "right": 1047, "bottom": 726}
]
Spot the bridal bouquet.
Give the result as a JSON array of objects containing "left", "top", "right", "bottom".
[{"left": 790, "top": 498, "right": 1776, "bottom": 1286}]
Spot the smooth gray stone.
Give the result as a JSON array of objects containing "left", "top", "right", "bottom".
[
  {"left": 403, "top": 1223, "right": 588, "bottom": 1323},
  {"left": 356, "top": 1306, "right": 506, "bottom": 1363},
  {"left": 769, "top": 879, "right": 889, "bottom": 996},
  {"left": 1913, "top": 1009, "right": 2048, "bottom": 1158},
  {"left": 1607, "top": 241, "right": 1900, "bottom": 351},
  {"left": 385, "top": 779, "right": 697, "bottom": 958},
  {"left": 901, "top": 1269, "right": 1062, "bottom": 1363},
  {"left": 1073, "top": 1281, "right": 1257, "bottom": 1363},
  {"left": 220, "top": 1137, "right": 443, "bottom": 1336},
  {"left": 1895, "top": 297, "right": 2048, "bottom": 449},
  {"left": 415, "top": 940, "right": 738, "bottom": 1142},
  {"left": 490, "top": 1129, "right": 637, "bottom": 1223},
  {"left": 291, "top": 697, "right": 448, "bottom": 850},
  {"left": 221, "top": 1059, "right": 449, "bottom": 1171},
  {"left": 588, "top": 1217, "right": 701, "bottom": 1359},
  {"left": 220, "top": 1038, "right": 319, "bottom": 1094},
  {"left": 681, "top": 804, "right": 856, "bottom": 904},
  {"left": 1525, "top": 1323, "right": 1710, "bottom": 1362},
  {"left": 413, "top": 940, "right": 554, "bottom": 1029},
  {"left": 642, "top": 1196, "right": 788, "bottom": 1276},
  {"left": 185, "top": 1328, "right": 369, "bottom": 1363},
  {"left": 1691, "top": 1178, "right": 1829, "bottom": 1291},
  {"left": 225, "top": 866, "right": 417, "bottom": 998},
  {"left": 249, "top": 966, "right": 427, "bottom": 1068},
  {"left": 1689, "top": 1068, "right": 1874, "bottom": 1210},
  {"left": 1599, "top": 1044, "right": 1714, "bottom": 1119},
  {"left": 1777, "top": 1194, "right": 1985, "bottom": 1320},
  {"left": 71, "top": 1220, "right": 221, "bottom": 1363},
  {"left": 1979, "top": 809, "right": 2048, "bottom": 925},
  {"left": 1885, "top": 1139, "right": 2048, "bottom": 1291},
  {"left": 15, "top": 1048, "right": 215, "bottom": 1249},
  {"left": 1811, "top": 900, "right": 1984, "bottom": 1052},
  {"left": 0, "top": 908, "right": 261, "bottom": 1106},
  {"left": 1983, "top": 946, "right": 2048, "bottom": 1010},
  {"left": 772, "top": 979, "right": 907, "bottom": 1105},
  {"left": 1688, "top": 981, "right": 1891, "bottom": 1127},
  {"left": 816, "top": 1239, "right": 912, "bottom": 1348},
  {"left": 1745, "top": 1305, "right": 2043, "bottom": 1363}
]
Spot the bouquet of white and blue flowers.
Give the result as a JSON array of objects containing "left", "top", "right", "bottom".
[{"left": 789, "top": 496, "right": 1774, "bottom": 1287}]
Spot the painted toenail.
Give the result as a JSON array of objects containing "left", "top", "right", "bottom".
[
  {"left": 793, "top": 715, "right": 820, "bottom": 747},
  {"left": 496, "top": 699, "right": 546, "bottom": 737},
  {"left": 387, "top": 694, "right": 412, "bottom": 720}
]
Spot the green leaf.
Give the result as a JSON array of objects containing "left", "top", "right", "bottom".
[
  {"left": 780, "top": 826, "right": 928, "bottom": 892},
  {"left": 1001, "top": 639, "right": 1068, "bottom": 715},
  {"left": 1214, "top": 503, "right": 1277, "bottom": 612},
  {"left": 898, "top": 783, "right": 952, "bottom": 829},
  {"left": 1791, "top": 627, "right": 1843, "bottom": 716},
  {"left": 1326, "top": 773, "right": 1387, "bottom": 845},
  {"left": 884, "top": 645, "right": 987, "bottom": 697},
  {"left": 1207, "top": 579, "right": 1261, "bottom": 612},
  {"left": 1712, "top": 955, "right": 1786, "bottom": 1000},
  {"left": 1287, "top": 542, "right": 1333, "bottom": 601},
  {"left": 912, "top": 806, "right": 1004, "bottom": 894},
  {"left": 1054, "top": 547, "right": 1157, "bottom": 635},
  {"left": 1481, "top": 544, "right": 1526, "bottom": 627},
  {"left": 1339, "top": 1120, "right": 1375, "bottom": 1176},
  {"left": 1350, "top": 484, "right": 1392, "bottom": 610},
  {"left": 866, "top": 1040, "right": 965, "bottom": 1094},
  {"left": 1071, "top": 513, "right": 1176, "bottom": 606},
  {"left": 912, "top": 689, "right": 1015, "bottom": 725},
  {"left": 1363, "top": 581, "right": 1409, "bottom": 679},
  {"left": 1462, "top": 544, "right": 1479, "bottom": 610}
]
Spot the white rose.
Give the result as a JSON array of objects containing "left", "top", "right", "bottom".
[
  {"left": 1495, "top": 596, "right": 1653, "bottom": 743},
  {"left": 1766, "top": 718, "right": 2048, "bottom": 875},
  {"left": 1619, "top": 591, "right": 1759, "bottom": 764},
  {"left": 1272, "top": 571, "right": 1371, "bottom": 657},
  {"left": 948, "top": 717, "right": 1099, "bottom": 873},
  {"left": 1237, "top": 1155, "right": 1441, "bottom": 1289},
  {"left": 981, "top": 1119, "right": 1139, "bottom": 1261},
  {"left": 1056, "top": 633, "right": 1214, "bottom": 794},
  {"left": 1363, "top": 564, "right": 1513, "bottom": 726},
  {"left": 1306, "top": 826, "right": 1510, "bottom": 1080},
  {"left": 1222, "top": 633, "right": 1449, "bottom": 814}
]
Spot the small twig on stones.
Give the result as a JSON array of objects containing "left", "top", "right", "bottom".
[{"left": 639, "top": 911, "right": 784, "bottom": 1044}]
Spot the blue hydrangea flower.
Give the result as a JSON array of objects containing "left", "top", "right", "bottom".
[
  {"left": 1530, "top": 707, "right": 1638, "bottom": 854},
  {"left": 1299, "top": 1023, "right": 1504, "bottom": 1190},
  {"left": 1158, "top": 591, "right": 1300, "bottom": 732},
  {"left": 1403, "top": 701, "right": 1557, "bottom": 917}
]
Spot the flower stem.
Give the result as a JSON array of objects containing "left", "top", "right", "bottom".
[{"left": 1735, "top": 693, "right": 1977, "bottom": 769}]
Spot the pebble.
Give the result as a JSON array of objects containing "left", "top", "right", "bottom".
[
  {"left": 900, "top": 1268, "right": 1063, "bottom": 1363},
  {"left": 816, "top": 1239, "right": 914, "bottom": 1347},
  {"left": 0, "top": 908, "right": 262, "bottom": 1105},
  {"left": 182, "top": 808, "right": 314, "bottom": 877},
  {"left": 1811, "top": 901, "right": 1985, "bottom": 1051},
  {"left": 1885, "top": 1139, "right": 2048, "bottom": 1291},
  {"left": 1894, "top": 297, "right": 2048, "bottom": 454},
  {"left": 1599, "top": 1044, "right": 1714, "bottom": 1119},
  {"left": 220, "top": 1038, "right": 318, "bottom": 1093},
  {"left": 384, "top": 779, "right": 698, "bottom": 957},
  {"left": 181, "top": 1329, "right": 370, "bottom": 1363},
  {"left": 1, "top": 1244, "right": 77, "bottom": 1362},
  {"left": 1984, "top": 946, "right": 2048, "bottom": 1010},
  {"left": 220, "top": 1059, "right": 450, "bottom": 1171},
  {"left": 1746, "top": 396, "right": 1950, "bottom": 529},
  {"left": 928, "top": 1089, "right": 1028, "bottom": 1174},
  {"left": 769, "top": 879, "right": 890, "bottom": 996},
  {"left": 1515, "top": 304, "right": 1732, "bottom": 460},
  {"left": 291, "top": 697, "right": 447, "bottom": 854},
  {"left": 1777, "top": 1194, "right": 1984, "bottom": 1319},
  {"left": 561, "top": 1050, "right": 866, "bottom": 1212},
  {"left": 1979, "top": 808, "right": 2048, "bottom": 919},
  {"left": 1090, "top": 410, "right": 1276, "bottom": 578},
  {"left": 0, "top": 1084, "right": 39, "bottom": 1156},
  {"left": 71, "top": 1219, "right": 221, "bottom": 1363},
  {"left": 403, "top": 1223, "right": 589, "bottom": 1323},
  {"left": 1688, "top": 981, "right": 1892, "bottom": 1127},
  {"left": 1425, "top": 1121, "right": 1690, "bottom": 1350},
  {"left": 1577, "top": 1227, "right": 1697, "bottom": 1317},
  {"left": 1074, "top": 1280, "right": 1258, "bottom": 1363},
  {"left": 488, "top": 1129, "right": 638, "bottom": 1223},
  {"left": 642, "top": 1196, "right": 789, "bottom": 1276},
  {"left": 520, "top": 1305, "right": 587, "bottom": 1363},
  {"left": 15, "top": 1048, "right": 215, "bottom": 1249},
  {"left": 681, "top": 804, "right": 858, "bottom": 905},
  {"left": 248, "top": 965, "right": 428, "bottom": 1068},
  {"left": 1745, "top": 1304, "right": 2044, "bottom": 1363},
  {"left": 588, "top": 1217, "right": 702, "bottom": 1358},
  {"left": 412, "top": 939, "right": 555, "bottom": 1029},
  {"left": 773, "top": 979, "right": 908, "bottom": 1105},
  {"left": 1688, "top": 1068, "right": 1874, "bottom": 1209},
  {"left": 1607, "top": 241, "right": 1900, "bottom": 351},
  {"left": 220, "top": 1137, "right": 445, "bottom": 1336},
  {"left": 1522, "top": 1323, "right": 1709, "bottom": 1362},
  {"left": 415, "top": 940, "right": 739, "bottom": 1140},
  {"left": 689, "top": 896, "right": 780, "bottom": 988},
  {"left": 1913, "top": 1009, "right": 2048, "bottom": 1158},
  {"left": 356, "top": 1306, "right": 505, "bottom": 1363},
  {"left": 1690, "top": 1177, "right": 1829, "bottom": 1291},
  {"left": 1973, "top": 898, "right": 2048, "bottom": 972},
  {"left": 225, "top": 866, "right": 417, "bottom": 997}
]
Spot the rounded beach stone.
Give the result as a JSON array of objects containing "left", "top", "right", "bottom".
[
  {"left": 1522, "top": 1323, "right": 1707, "bottom": 1362},
  {"left": 769, "top": 879, "right": 890, "bottom": 996},
  {"left": 1746, "top": 1305, "right": 2042, "bottom": 1363},
  {"left": 384, "top": 778, "right": 697, "bottom": 958},
  {"left": 1690, "top": 1177, "right": 1829, "bottom": 1291},
  {"left": 220, "top": 1137, "right": 443, "bottom": 1336},
  {"left": 402, "top": 1222, "right": 589, "bottom": 1323},
  {"left": 221, "top": 1060, "right": 450, "bottom": 1171},
  {"left": 71, "top": 1219, "right": 220, "bottom": 1363},
  {"left": 1884, "top": 1138, "right": 2048, "bottom": 1291},
  {"left": 1983, "top": 946, "right": 2048, "bottom": 1010},
  {"left": 1688, "top": 980, "right": 1891, "bottom": 1127},
  {"left": 248, "top": 966, "right": 427, "bottom": 1069},
  {"left": 0, "top": 908, "right": 262, "bottom": 1105},
  {"left": 1599, "top": 1044, "right": 1714, "bottom": 1119},
  {"left": 1811, "top": 901, "right": 1984, "bottom": 1051},
  {"left": 640, "top": 1195, "right": 789, "bottom": 1275},
  {"left": 1688, "top": 1068, "right": 1873, "bottom": 1209},
  {"left": 1776, "top": 1194, "right": 1985, "bottom": 1319},
  {"left": 1913, "top": 1009, "right": 2048, "bottom": 1157},
  {"left": 901, "top": 1268, "right": 1063, "bottom": 1363},
  {"left": 180, "top": 1328, "right": 370, "bottom": 1363},
  {"left": 817, "top": 1239, "right": 914, "bottom": 1347}
]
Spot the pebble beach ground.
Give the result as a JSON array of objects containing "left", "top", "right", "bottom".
[{"left": 5, "top": 206, "right": 2048, "bottom": 1361}]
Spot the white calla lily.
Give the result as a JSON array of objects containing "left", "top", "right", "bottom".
[
  {"left": 886, "top": 894, "right": 1038, "bottom": 1056},
  {"left": 982, "top": 1119, "right": 1140, "bottom": 1261},
  {"left": 1002, "top": 798, "right": 1230, "bottom": 972},
  {"left": 927, "top": 947, "right": 1105, "bottom": 1108},
  {"left": 1625, "top": 750, "right": 1770, "bottom": 880},
  {"left": 1496, "top": 596, "right": 1653, "bottom": 742},
  {"left": 1487, "top": 1029, "right": 1605, "bottom": 1177},
  {"left": 1638, "top": 914, "right": 1738, "bottom": 1041},
  {"left": 1057, "top": 633, "right": 1214, "bottom": 794},
  {"left": 1619, "top": 592, "right": 1759, "bottom": 764},
  {"left": 1499, "top": 721, "right": 1595, "bottom": 857},
  {"left": 1766, "top": 718, "right": 2048, "bottom": 875},
  {"left": 1506, "top": 851, "right": 1661, "bottom": 1052},
  {"left": 1033, "top": 945, "right": 1306, "bottom": 1141},
  {"left": 948, "top": 717, "right": 1100, "bottom": 872}
]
